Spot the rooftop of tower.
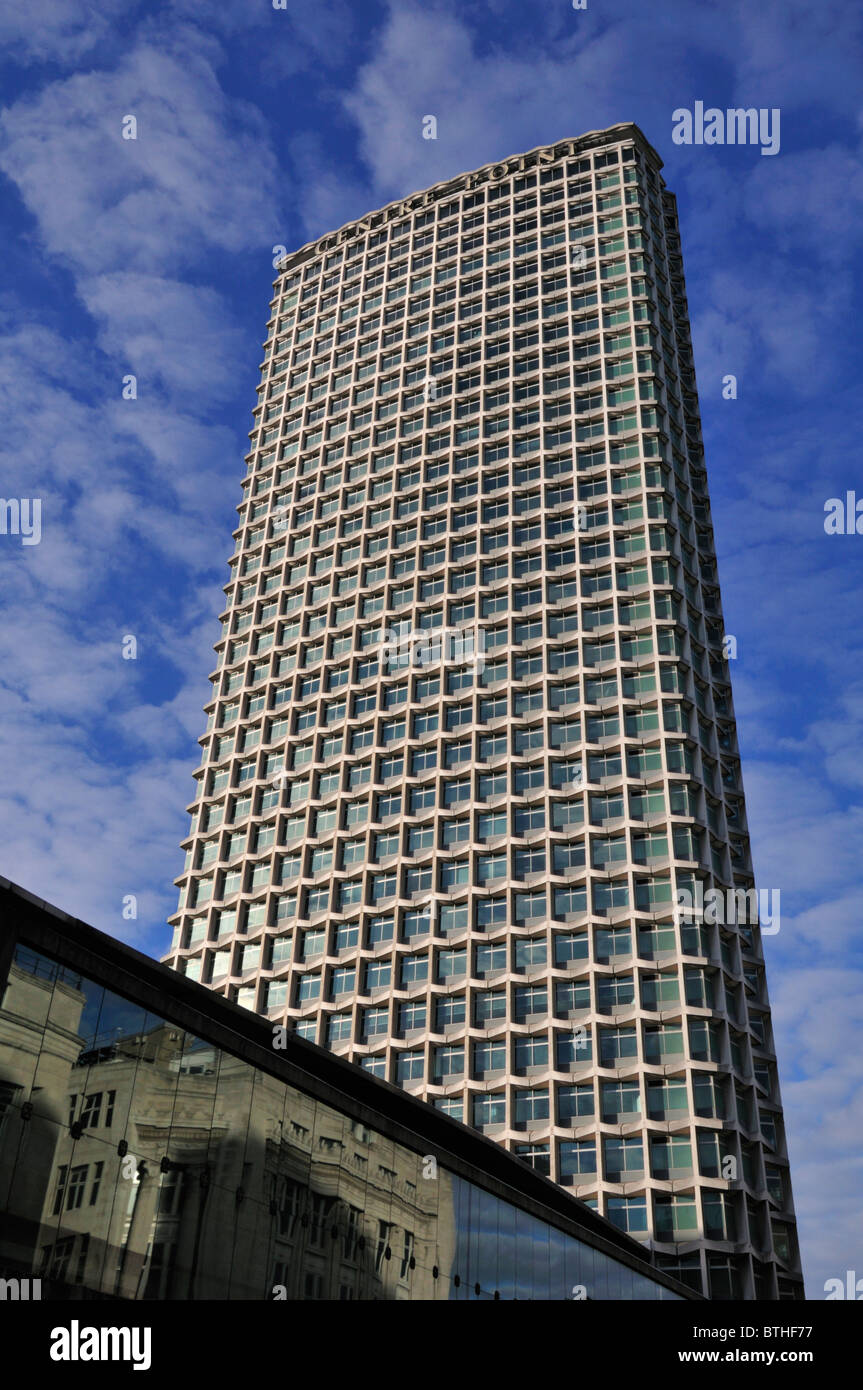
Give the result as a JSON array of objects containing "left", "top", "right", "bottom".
[{"left": 272, "top": 121, "right": 664, "bottom": 291}]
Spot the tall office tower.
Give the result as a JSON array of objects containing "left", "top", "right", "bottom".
[{"left": 164, "top": 124, "right": 803, "bottom": 1300}]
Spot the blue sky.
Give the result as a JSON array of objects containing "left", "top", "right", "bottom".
[{"left": 0, "top": 0, "right": 860, "bottom": 1297}]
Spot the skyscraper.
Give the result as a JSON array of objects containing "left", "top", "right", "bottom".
[{"left": 164, "top": 123, "right": 803, "bottom": 1300}]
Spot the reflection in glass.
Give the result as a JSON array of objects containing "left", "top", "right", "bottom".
[{"left": 0, "top": 944, "right": 682, "bottom": 1301}]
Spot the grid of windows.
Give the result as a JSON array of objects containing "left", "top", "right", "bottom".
[{"left": 164, "top": 124, "right": 802, "bottom": 1302}]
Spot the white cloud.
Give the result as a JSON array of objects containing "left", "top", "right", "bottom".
[
  {"left": 744, "top": 763, "right": 863, "bottom": 897},
  {"left": 0, "top": 28, "right": 281, "bottom": 958},
  {"left": 770, "top": 966, "right": 863, "bottom": 1293},
  {"left": 0, "top": 37, "right": 281, "bottom": 276},
  {"left": 0, "top": 0, "right": 128, "bottom": 65},
  {"left": 79, "top": 274, "right": 246, "bottom": 404}
]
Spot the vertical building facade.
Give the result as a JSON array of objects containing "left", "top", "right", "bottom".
[{"left": 164, "top": 124, "right": 803, "bottom": 1299}]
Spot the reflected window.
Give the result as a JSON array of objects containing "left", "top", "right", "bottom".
[
  {"left": 328, "top": 1014, "right": 352, "bottom": 1044},
  {"left": 473, "top": 1093, "right": 505, "bottom": 1127},
  {"left": 514, "top": 1088, "right": 549, "bottom": 1125},
  {"left": 434, "top": 1045, "right": 464, "bottom": 1079},
  {"left": 375, "top": 1220, "right": 392, "bottom": 1273},
  {"left": 434, "top": 1096, "right": 464, "bottom": 1121},
  {"left": 514, "top": 1143, "right": 550, "bottom": 1176},
  {"left": 605, "top": 1195, "right": 644, "bottom": 1239},
  {"left": 397, "top": 1051, "right": 424, "bottom": 1083},
  {"left": 399, "top": 1231, "right": 415, "bottom": 1280},
  {"left": 560, "top": 1140, "right": 596, "bottom": 1178},
  {"left": 558, "top": 1083, "right": 594, "bottom": 1122}
]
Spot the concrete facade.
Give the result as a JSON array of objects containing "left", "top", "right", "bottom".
[{"left": 162, "top": 125, "right": 803, "bottom": 1299}]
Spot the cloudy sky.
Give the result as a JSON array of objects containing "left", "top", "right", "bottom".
[{"left": 1, "top": 0, "right": 860, "bottom": 1297}]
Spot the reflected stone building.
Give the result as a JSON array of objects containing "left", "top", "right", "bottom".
[
  {"left": 161, "top": 124, "right": 803, "bottom": 1299},
  {"left": 0, "top": 878, "right": 692, "bottom": 1301}
]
